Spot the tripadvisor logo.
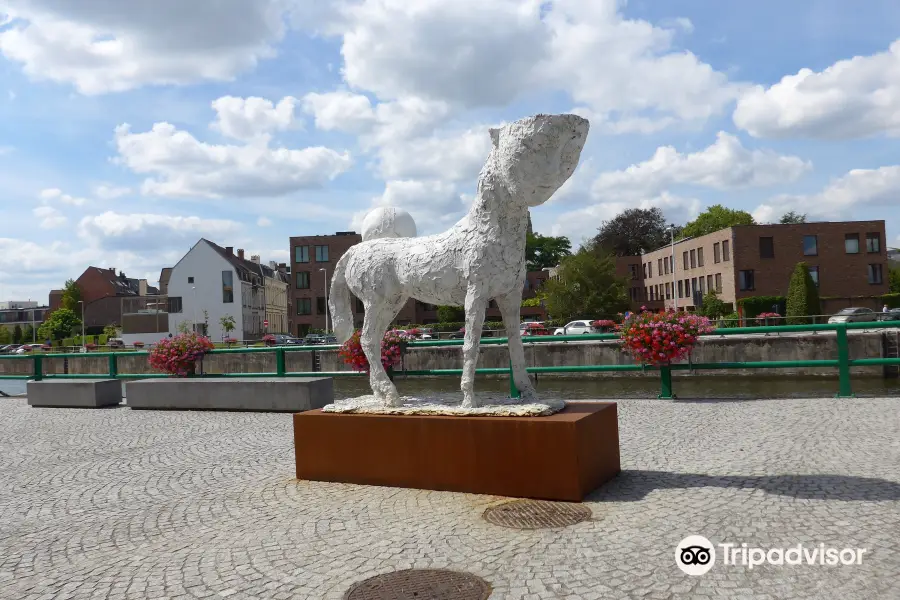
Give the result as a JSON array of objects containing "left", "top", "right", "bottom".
[{"left": 676, "top": 536, "right": 868, "bottom": 575}]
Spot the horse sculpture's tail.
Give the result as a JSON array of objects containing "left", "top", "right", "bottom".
[{"left": 329, "top": 253, "right": 356, "bottom": 344}]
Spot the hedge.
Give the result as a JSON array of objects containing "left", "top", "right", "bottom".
[
  {"left": 786, "top": 262, "right": 821, "bottom": 325},
  {"left": 881, "top": 293, "right": 900, "bottom": 309},
  {"left": 737, "top": 296, "right": 786, "bottom": 319}
]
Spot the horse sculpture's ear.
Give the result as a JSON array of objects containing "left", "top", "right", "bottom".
[{"left": 489, "top": 127, "right": 500, "bottom": 148}]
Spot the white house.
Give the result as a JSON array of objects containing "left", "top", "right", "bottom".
[{"left": 166, "top": 239, "right": 284, "bottom": 342}]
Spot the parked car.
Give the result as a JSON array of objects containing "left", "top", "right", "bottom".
[
  {"left": 323, "top": 335, "right": 337, "bottom": 344},
  {"left": 271, "top": 334, "right": 303, "bottom": 345},
  {"left": 304, "top": 334, "right": 326, "bottom": 345},
  {"left": 14, "top": 345, "right": 33, "bottom": 354},
  {"left": 553, "top": 320, "right": 595, "bottom": 335},
  {"left": 107, "top": 338, "right": 125, "bottom": 348},
  {"left": 878, "top": 309, "right": 900, "bottom": 322},
  {"left": 828, "top": 307, "right": 877, "bottom": 324},
  {"left": 3, "top": 344, "right": 21, "bottom": 354}
]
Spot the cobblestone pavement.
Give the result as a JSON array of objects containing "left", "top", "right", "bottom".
[{"left": 1, "top": 396, "right": 898, "bottom": 600}]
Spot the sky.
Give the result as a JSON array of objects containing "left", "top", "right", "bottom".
[{"left": 1, "top": 0, "right": 900, "bottom": 303}]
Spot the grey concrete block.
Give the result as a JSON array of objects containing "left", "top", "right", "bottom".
[
  {"left": 125, "top": 377, "right": 333, "bottom": 412},
  {"left": 27, "top": 379, "right": 123, "bottom": 408}
]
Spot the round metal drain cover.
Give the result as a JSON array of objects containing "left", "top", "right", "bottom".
[
  {"left": 344, "top": 569, "right": 491, "bottom": 600},
  {"left": 483, "top": 499, "right": 592, "bottom": 529}
]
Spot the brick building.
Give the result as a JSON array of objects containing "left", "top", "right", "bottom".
[
  {"left": 289, "top": 232, "right": 549, "bottom": 337},
  {"left": 48, "top": 267, "right": 159, "bottom": 334},
  {"left": 622, "top": 220, "right": 889, "bottom": 314}
]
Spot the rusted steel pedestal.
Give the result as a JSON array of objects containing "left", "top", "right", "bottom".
[{"left": 293, "top": 402, "right": 620, "bottom": 502}]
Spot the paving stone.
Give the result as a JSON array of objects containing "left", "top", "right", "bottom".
[{"left": 0, "top": 397, "right": 898, "bottom": 599}]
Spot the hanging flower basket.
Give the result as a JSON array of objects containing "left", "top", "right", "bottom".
[
  {"left": 148, "top": 332, "right": 215, "bottom": 377},
  {"left": 339, "top": 329, "right": 412, "bottom": 379},
  {"left": 224, "top": 337, "right": 239, "bottom": 347},
  {"left": 591, "top": 319, "right": 617, "bottom": 332},
  {"left": 618, "top": 310, "right": 714, "bottom": 367}
]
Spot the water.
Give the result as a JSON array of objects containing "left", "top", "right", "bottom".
[{"left": 4, "top": 376, "right": 899, "bottom": 400}]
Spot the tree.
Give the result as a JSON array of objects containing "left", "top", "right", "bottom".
[
  {"left": 22, "top": 324, "right": 34, "bottom": 343},
  {"left": 220, "top": 315, "right": 236, "bottom": 339},
  {"left": 780, "top": 211, "right": 807, "bottom": 224},
  {"left": 889, "top": 264, "right": 900, "bottom": 294},
  {"left": 540, "top": 247, "right": 629, "bottom": 322},
  {"left": 59, "top": 278, "right": 83, "bottom": 312},
  {"left": 593, "top": 207, "right": 672, "bottom": 256},
  {"left": 0, "top": 327, "right": 10, "bottom": 344},
  {"left": 682, "top": 205, "right": 755, "bottom": 238},
  {"left": 103, "top": 324, "right": 118, "bottom": 338},
  {"left": 37, "top": 308, "right": 81, "bottom": 341},
  {"left": 437, "top": 306, "right": 464, "bottom": 322},
  {"left": 699, "top": 291, "right": 728, "bottom": 320},
  {"left": 786, "top": 262, "right": 821, "bottom": 325},
  {"left": 12, "top": 325, "right": 22, "bottom": 344},
  {"left": 525, "top": 233, "right": 572, "bottom": 270}
]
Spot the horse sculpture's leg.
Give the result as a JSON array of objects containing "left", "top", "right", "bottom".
[
  {"left": 497, "top": 290, "right": 537, "bottom": 402},
  {"left": 361, "top": 294, "right": 407, "bottom": 407},
  {"left": 460, "top": 284, "right": 488, "bottom": 409}
]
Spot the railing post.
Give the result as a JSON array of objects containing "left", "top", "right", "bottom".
[
  {"left": 509, "top": 359, "right": 520, "bottom": 399},
  {"left": 658, "top": 365, "right": 676, "bottom": 399},
  {"left": 836, "top": 323, "right": 854, "bottom": 398},
  {"left": 276, "top": 347, "right": 286, "bottom": 377},
  {"left": 108, "top": 353, "right": 118, "bottom": 378},
  {"left": 33, "top": 355, "right": 43, "bottom": 382}
]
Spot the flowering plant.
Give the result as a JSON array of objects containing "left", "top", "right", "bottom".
[
  {"left": 133, "top": 341, "right": 145, "bottom": 348},
  {"left": 148, "top": 332, "right": 215, "bottom": 376},
  {"left": 339, "top": 329, "right": 412, "bottom": 373},
  {"left": 592, "top": 319, "right": 616, "bottom": 329},
  {"left": 756, "top": 312, "right": 781, "bottom": 325},
  {"left": 618, "top": 309, "right": 714, "bottom": 366},
  {"left": 262, "top": 334, "right": 276, "bottom": 346},
  {"left": 85, "top": 343, "right": 97, "bottom": 351},
  {"left": 223, "top": 337, "right": 239, "bottom": 347}
]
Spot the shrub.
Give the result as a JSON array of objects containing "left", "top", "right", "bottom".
[
  {"left": 786, "top": 262, "right": 821, "bottom": 325},
  {"left": 436, "top": 306, "right": 464, "bottom": 322},
  {"left": 618, "top": 310, "right": 714, "bottom": 366},
  {"left": 755, "top": 312, "right": 781, "bottom": 325},
  {"left": 339, "top": 329, "right": 412, "bottom": 373},
  {"left": 699, "top": 291, "right": 728, "bottom": 319},
  {"left": 881, "top": 293, "right": 900, "bottom": 309},
  {"left": 720, "top": 312, "right": 741, "bottom": 327},
  {"left": 148, "top": 332, "right": 215, "bottom": 377},
  {"left": 737, "top": 296, "right": 786, "bottom": 319}
]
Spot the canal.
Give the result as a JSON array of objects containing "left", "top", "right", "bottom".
[{"left": 3, "top": 376, "right": 900, "bottom": 400}]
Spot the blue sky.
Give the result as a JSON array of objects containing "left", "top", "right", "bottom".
[{"left": 1, "top": 0, "right": 899, "bottom": 302}]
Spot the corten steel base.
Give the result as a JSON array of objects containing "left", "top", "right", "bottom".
[{"left": 293, "top": 402, "right": 620, "bottom": 502}]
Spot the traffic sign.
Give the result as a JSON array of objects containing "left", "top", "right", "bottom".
[{"left": 263, "top": 319, "right": 269, "bottom": 328}]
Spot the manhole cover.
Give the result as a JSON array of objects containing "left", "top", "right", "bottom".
[
  {"left": 344, "top": 569, "right": 491, "bottom": 600},
  {"left": 482, "top": 499, "right": 592, "bottom": 529}
]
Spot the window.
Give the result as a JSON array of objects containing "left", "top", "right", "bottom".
[
  {"left": 868, "top": 264, "right": 884, "bottom": 285},
  {"left": 759, "top": 236, "right": 775, "bottom": 259},
  {"left": 683, "top": 251, "right": 689, "bottom": 270},
  {"left": 222, "top": 270, "right": 234, "bottom": 303},
  {"left": 643, "top": 263, "right": 647, "bottom": 278},
  {"left": 648, "top": 261, "right": 653, "bottom": 278},
  {"left": 697, "top": 247, "right": 704, "bottom": 267},
  {"left": 295, "top": 245, "right": 309, "bottom": 263},
  {"left": 713, "top": 242, "right": 721, "bottom": 264},
  {"left": 629, "top": 264, "right": 639, "bottom": 280},
  {"left": 664, "top": 258, "right": 669, "bottom": 275},
  {"left": 296, "top": 271, "right": 310, "bottom": 289},
  {"left": 808, "top": 266, "right": 819, "bottom": 287},
  {"left": 296, "top": 298, "right": 312, "bottom": 315},
  {"left": 678, "top": 280, "right": 683, "bottom": 298},
  {"left": 707, "top": 275, "right": 713, "bottom": 292},
  {"left": 315, "top": 245, "right": 329, "bottom": 262},
  {"left": 722, "top": 240, "right": 731, "bottom": 261},
  {"left": 699, "top": 276, "right": 705, "bottom": 294},
  {"left": 691, "top": 277, "right": 698, "bottom": 295},
  {"left": 867, "top": 232, "right": 881, "bottom": 253},
  {"left": 689, "top": 249, "right": 696, "bottom": 269},
  {"left": 845, "top": 233, "right": 860, "bottom": 254},
  {"left": 657, "top": 258, "right": 663, "bottom": 275},
  {"left": 168, "top": 296, "right": 183, "bottom": 313},
  {"left": 803, "top": 235, "right": 818, "bottom": 256},
  {"left": 187, "top": 276, "right": 194, "bottom": 284},
  {"left": 715, "top": 273, "right": 722, "bottom": 293},
  {"left": 316, "top": 297, "right": 327, "bottom": 314},
  {"left": 739, "top": 269, "right": 755, "bottom": 291},
  {"left": 665, "top": 282, "right": 671, "bottom": 300}
]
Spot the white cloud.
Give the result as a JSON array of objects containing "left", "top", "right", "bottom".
[
  {"left": 211, "top": 95, "right": 300, "bottom": 142},
  {"left": 38, "top": 187, "right": 88, "bottom": 206},
  {"left": 376, "top": 126, "right": 491, "bottom": 182},
  {"left": 33, "top": 205, "right": 67, "bottom": 229},
  {"left": 0, "top": 145, "right": 13, "bottom": 155},
  {"left": 591, "top": 132, "right": 811, "bottom": 202},
  {"left": 113, "top": 122, "right": 353, "bottom": 198},
  {"left": 257, "top": 216, "right": 273, "bottom": 227},
  {"left": 754, "top": 164, "right": 900, "bottom": 220},
  {"left": 351, "top": 179, "right": 469, "bottom": 235},
  {"left": 78, "top": 211, "right": 241, "bottom": 251},
  {"left": 0, "top": 1, "right": 288, "bottom": 94},
  {"left": 734, "top": 40, "right": 900, "bottom": 139},
  {"left": 93, "top": 184, "right": 132, "bottom": 200}
]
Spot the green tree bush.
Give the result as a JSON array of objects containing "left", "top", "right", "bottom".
[
  {"left": 60, "top": 279, "right": 83, "bottom": 312},
  {"left": 436, "top": 306, "right": 465, "bottom": 322},
  {"left": 0, "top": 327, "right": 10, "bottom": 344},
  {"left": 22, "top": 324, "right": 34, "bottom": 343},
  {"left": 37, "top": 308, "right": 82, "bottom": 341},
  {"left": 525, "top": 233, "right": 572, "bottom": 270},
  {"left": 219, "top": 315, "right": 236, "bottom": 339},
  {"left": 889, "top": 265, "right": 900, "bottom": 294},
  {"left": 540, "top": 246, "right": 629, "bottom": 322},
  {"left": 786, "top": 262, "right": 821, "bottom": 325},
  {"left": 12, "top": 324, "right": 22, "bottom": 344},
  {"left": 682, "top": 205, "right": 755, "bottom": 238},
  {"left": 699, "top": 291, "right": 728, "bottom": 319}
]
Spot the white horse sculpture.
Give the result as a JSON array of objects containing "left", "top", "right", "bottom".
[{"left": 329, "top": 113, "right": 590, "bottom": 408}]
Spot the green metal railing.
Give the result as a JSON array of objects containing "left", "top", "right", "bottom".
[{"left": 2, "top": 321, "right": 899, "bottom": 399}]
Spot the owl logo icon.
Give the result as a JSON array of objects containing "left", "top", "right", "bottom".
[{"left": 676, "top": 536, "right": 716, "bottom": 575}]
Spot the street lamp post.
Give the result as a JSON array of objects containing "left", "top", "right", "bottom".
[
  {"left": 319, "top": 268, "right": 329, "bottom": 334},
  {"left": 77, "top": 300, "right": 85, "bottom": 351},
  {"left": 669, "top": 225, "right": 677, "bottom": 311},
  {"left": 31, "top": 308, "right": 36, "bottom": 343}
]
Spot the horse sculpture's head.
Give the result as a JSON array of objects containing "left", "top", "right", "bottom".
[{"left": 487, "top": 113, "right": 589, "bottom": 207}]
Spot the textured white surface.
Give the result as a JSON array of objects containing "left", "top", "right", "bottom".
[
  {"left": 361, "top": 206, "right": 418, "bottom": 241},
  {"left": 322, "top": 395, "right": 565, "bottom": 417},
  {"left": 329, "top": 113, "right": 589, "bottom": 410}
]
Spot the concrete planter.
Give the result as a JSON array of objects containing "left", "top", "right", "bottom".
[
  {"left": 125, "top": 377, "right": 333, "bottom": 412},
  {"left": 28, "top": 379, "right": 123, "bottom": 408}
]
